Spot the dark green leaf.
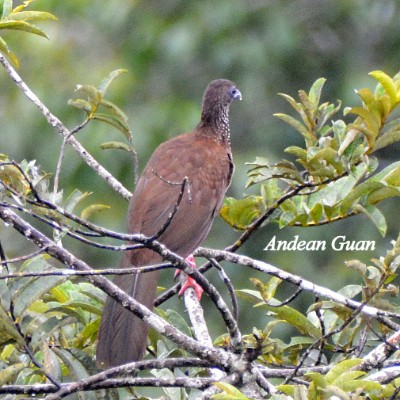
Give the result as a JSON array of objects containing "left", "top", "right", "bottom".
[
  {"left": 92, "top": 113, "right": 131, "bottom": 136},
  {"left": 220, "top": 196, "right": 263, "bottom": 230},
  {"left": 12, "top": 274, "right": 67, "bottom": 317},
  {"left": 100, "top": 141, "right": 132, "bottom": 152},
  {"left": 260, "top": 304, "right": 321, "bottom": 339},
  {"left": 374, "top": 120, "right": 400, "bottom": 152}
]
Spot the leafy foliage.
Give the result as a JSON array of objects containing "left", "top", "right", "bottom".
[
  {"left": 222, "top": 72, "right": 400, "bottom": 236},
  {"left": 0, "top": 256, "right": 103, "bottom": 394},
  {"left": 68, "top": 69, "right": 135, "bottom": 153},
  {"left": 0, "top": 0, "right": 56, "bottom": 67}
]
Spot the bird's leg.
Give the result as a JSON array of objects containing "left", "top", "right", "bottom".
[{"left": 175, "top": 254, "right": 204, "bottom": 300}]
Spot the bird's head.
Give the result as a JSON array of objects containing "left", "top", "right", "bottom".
[
  {"left": 203, "top": 79, "right": 242, "bottom": 110},
  {"left": 200, "top": 79, "right": 242, "bottom": 134}
]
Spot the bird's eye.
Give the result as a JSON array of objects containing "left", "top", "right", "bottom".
[{"left": 229, "top": 86, "right": 242, "bottom": 100}]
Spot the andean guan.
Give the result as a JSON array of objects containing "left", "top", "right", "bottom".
[{"left": 96, "top": 79, "right": 242, "bottom": 368}]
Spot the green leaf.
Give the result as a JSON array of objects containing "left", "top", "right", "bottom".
[
  {"left": 51, "top": 347, "right": 94, "bottom": 398},
  {"left": 367, "top": 186, "right": 400, "bottom": 205},
  {"left": 325, "top": 359, "right": 362, "bottom": 383},
  {"left": 339, "top": 181, "right": 383, "bottom": 212},
  {"left": 354, "top": 204, "right": 387, "bottom": 236},
  {"left": 75, "top": 84, "right": 101, "bottom": 103},
  {"left": 62, "top": 300, "right": 102, "bottom": 316},
  {"left": 42, "top": 341, "right": 62, "bottom": 381},
  {"left": 306, "top": 372, "right": 327, "bottom": 388},
  {"left": 340, "top": 379, "right": 381, "bottom": 392},
  {"left": 0, "top": 305, "right": 23, "bottom": 344},
  {"left": 337, "top": 284, "right": 363, "bottom": 299},
  {"left": 308, "top": 175, "right": 356, "bottom": 209},
  {"left": 356, "top": 87, "right": 383, "bottom": 119},
  {"left": 0, "top": 20, "right": 49, "bottom": 38},
  {"left": 332, "top": 370, "right": 365, "bottom": 386},
  {"left": 7, "top": 11, "right": 58, "bottom": 22},
  {"left": 98, "top": 68, "right": 127, "bottom": 95},
  {"left": 250, "top": 276, "right": 282, "bottom": 302},
  {"left": 92, "top": 113, "right": 131, "bottom": 136},
  {"left": 0, "top": 363, "right": 25, "bottom": 385},
  {"left": 285, "top": 145, "right": 308, "bottom": 160},
  {"left": 236, "top": 289, "right": 264, "bottom": 304},
  {"left": 165, "top": 309, "right": 192, "bottom": 337},
  {"left": 308, "top": 77, "right": 326, "bottom": 109},
  {"left": 76, "top": 318, "right": 100, "bottom": 346},
  {"left": 374, "top": 118, "right": 400, "bottom": 152},
  {"left": 80, "top": 203, "right": 110, "bottom": 220},
  {"left": 220, "top": 196, "right": 263, "bottom": 230},
  {"left": 370, "top": 70, "right": 398, "bottom": 108},
  {"left": 345, "top": 106, "right": 380, "bottom": 134},
  {"left": 64, "top": 189, "right": 91, "bottom": 214},
  {"left": 100, "top": 141, "right": 132, "bottom": 152},
  {"left": 0, "top": 35, "right": 19, "bottom": 67},
  {"left": 212, "top": 382, "right": 250, "bottom": 399},
  {"left": 12, "top": 274, "right": 67, "bottom": 317},
  {"left": 274, "top": 113, "right": 312, "bottom": 141},
  {"left": 261, "top": 304, "right": 321, "bottom": 339},
  {"left": 67, "top": 98, "right": 93, "bottom": 114},
  {"left": 100, "top": 99, "right": 129, "bottom": 125},
  {"left": 261, "top": 180, "right": 284, "bottom": 208}
]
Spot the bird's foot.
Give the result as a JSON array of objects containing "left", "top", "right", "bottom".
[{"left": 175, "top": 254, "right": 204, "bottom": 300}]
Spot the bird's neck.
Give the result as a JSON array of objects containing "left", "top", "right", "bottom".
[{"left": 198, "top": 106, "right": 231, "bottom": 145}]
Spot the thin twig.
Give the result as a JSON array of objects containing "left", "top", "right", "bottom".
[
  {"left": 0, "top": 238, "right": 9, "bottom": 272},
  {"left": 0, "top": 246, "right": 49, "bottom": 266},
  {"left": 53, "top": 118, "right": 90, "bottom": 195},
  {"left": 0, "top": 263, "right": 173, "bottom": 280},
  {"left": 207, "top": 257, "right": 239, "bottom": 322}
]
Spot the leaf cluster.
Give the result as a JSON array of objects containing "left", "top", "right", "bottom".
[
  {"left": 221, "top": 71, "right": 400, "bottom": 237},
  {"left": 0, "top": 0, "right": 57, "bottom": 67},
  {"left": 0, "top": 256, "right": 103, "bottom": 391},
  {"left": 68, "top": 69, "right": 135, "bottom": 154}
]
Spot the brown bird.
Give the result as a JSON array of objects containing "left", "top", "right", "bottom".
[{"left": 96, "top": 79, "right": 242, "bottom": 368}]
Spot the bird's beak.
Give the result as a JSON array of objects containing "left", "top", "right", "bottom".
[{"left": 233, "top": 89, "right": 242, "bottom": 101}]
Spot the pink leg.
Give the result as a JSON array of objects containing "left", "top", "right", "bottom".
[{"left": 175, "top": 254, "right": 204, "bottom": 299}]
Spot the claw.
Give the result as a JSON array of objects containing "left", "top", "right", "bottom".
[{"left": 175, "top": 254, "right": 204, "bottom": 300}]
